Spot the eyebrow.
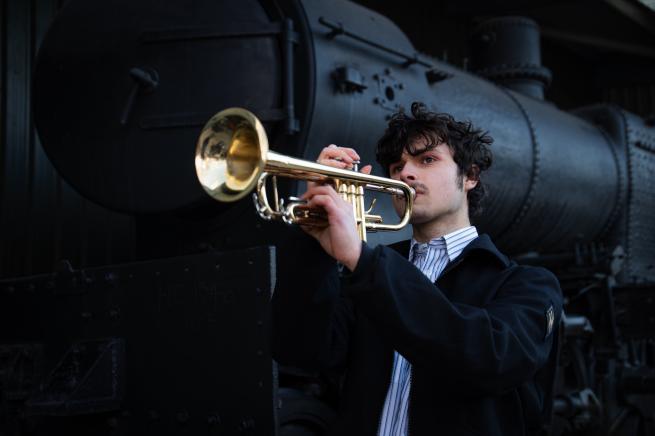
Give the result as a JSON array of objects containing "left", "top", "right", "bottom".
[
  {"left": 391, "top": 143, "right": 448, "bottom": 167},
  {"left": 411, "top": 144, "right": 447, "bottom": 156}
]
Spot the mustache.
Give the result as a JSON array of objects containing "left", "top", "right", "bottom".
[
  {"left": 409, "top": 183, "right": 428, "bottom": 195},
  {"left": 394, "top": 183, "right": 427, "bottom": 200}
]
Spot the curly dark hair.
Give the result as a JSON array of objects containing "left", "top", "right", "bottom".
[{"left": 376, "top": 102, "right": 493, "bottom": 218}]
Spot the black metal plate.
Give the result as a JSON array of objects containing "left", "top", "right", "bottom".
[{"left": 0, "top": 246, "right": 277, "bottom": 435}]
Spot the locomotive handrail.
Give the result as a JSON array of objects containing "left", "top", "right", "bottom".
[{"left": 318, "top": 16, "right": 433, "bottom": 69}]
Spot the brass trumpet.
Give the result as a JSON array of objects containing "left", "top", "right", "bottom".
[{"left": 194, "top": 107, "right": 414, "bottom": 241}]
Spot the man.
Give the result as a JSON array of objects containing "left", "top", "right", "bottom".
[{"left": 272, "top": 102, "right": 562, "bottom": 436}]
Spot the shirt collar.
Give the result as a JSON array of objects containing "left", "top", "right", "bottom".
[{"left": 410, "top": 226, "right": 478, "bottom": 262}]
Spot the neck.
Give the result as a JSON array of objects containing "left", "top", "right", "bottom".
[{"left": 411, "top": 213, "right": 471, "bottom": 243}]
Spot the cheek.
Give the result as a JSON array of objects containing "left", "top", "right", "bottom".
[
  {"left": 392, "top": 195, "right": 406, "bottom": 215},
  {"left": 432, "top": 170, "right": 460, "bottom": 192}
]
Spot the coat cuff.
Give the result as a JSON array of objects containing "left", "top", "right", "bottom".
[{"left": 339, "top": 242, "right": 376, "bottom": 288}]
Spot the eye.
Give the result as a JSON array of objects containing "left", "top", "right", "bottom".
[
  {"left": 390, "top": 164, "right": 403, "bottom": 174},
  {"left": 422, "top": 155, "right": 437, "bottom": 164}
]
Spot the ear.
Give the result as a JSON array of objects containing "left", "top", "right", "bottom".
[{"left": 464, "top": 165, "right": 480, "bottom": 192}]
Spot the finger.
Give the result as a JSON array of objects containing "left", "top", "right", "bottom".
[
  {"left": 300, "top": 224, "right": 327, "bottom": 242},
  {"left": 309, "top": 194, "right": 354, "bottom": 219},
  {"left": 360, "top": 164, "right": 373, "bottom": 175},
  {"left": 339, "top": 147, "right": 361, "bottom": 161},
  {"left": 319, "top": 144, "right": 347, "bottom": 159},
  {"left": 317, "top": 145, "right": 360, "bottom": 165},
  {"left": 305, "top": 184, "right": 340, "bottom": 200},
  {"left": 301, "top": 183, "right": 336, "bottom": 201},
  {"left": 306, "top": 194, "right": 338, "bottom": 216},
  {"left": 317, "top": 158, "right": 351, "bottom": 169},
  {"left": 318, "top": 148, "right": 355, "bottom": 164},
  {"left": 305, "top": 187, "right": 350, "bottom": 213}
]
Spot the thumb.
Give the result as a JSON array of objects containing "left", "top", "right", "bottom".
[{"left": 360, "top": 164, "right": 373, "bottom": 175}]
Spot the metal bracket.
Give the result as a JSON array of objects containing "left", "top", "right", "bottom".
[{"left": 332, "top": 66, "right": 367, "bottom": 93}]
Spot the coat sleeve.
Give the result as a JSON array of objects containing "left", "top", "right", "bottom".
[
  {"left": 271, "top": 228, "right": 354, "bottom": 372},
  {"left": 342, "top": 243, "right": 563, "bottom": 395}
]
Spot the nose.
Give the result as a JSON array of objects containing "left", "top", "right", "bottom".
[{"left": 398, "top": 162, "right": 416, "bottom": 183}]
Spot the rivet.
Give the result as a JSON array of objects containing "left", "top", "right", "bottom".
[
  {"left": 177, "top": 410, "right": 189, "bottom": 424},
  {"left": 106, "top": 417, "right": 118, "bottom": 428},
  {"left": 239, "top": 419, "right": 255, "bottom": 431},
  {"left": 109, "top": 308, "right": 120, "bottom": 320}
]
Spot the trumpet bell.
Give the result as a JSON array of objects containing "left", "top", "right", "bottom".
[{"left": 195, "top": 108, "right": 269, "bottom": 202}]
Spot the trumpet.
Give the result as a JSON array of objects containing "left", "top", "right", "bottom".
[{"left": 194, "top": 108, "right": 414, "bottom": 241}]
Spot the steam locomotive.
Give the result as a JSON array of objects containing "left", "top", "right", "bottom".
[{"left": 1, "top": 0, "right": 654, "bottom": 434}]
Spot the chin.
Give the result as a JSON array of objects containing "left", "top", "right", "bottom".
[{"left": 409, "top": 212, "right": 430, "bottom": 225}]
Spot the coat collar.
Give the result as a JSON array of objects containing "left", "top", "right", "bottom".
[{"left": 389, "top": 234, "right": 510, "bottom": 269}]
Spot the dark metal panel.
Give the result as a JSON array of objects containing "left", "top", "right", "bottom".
[
  {"left": 495, "top": 94, "right": 621, "bottom": 252},
  {"left": 624, "top": 111, "right": 655, "bottom": 282},
  {"left": 0, "top": 0, "right": 136, "bottom": 278},
  {"left": 32, "top": 0, "right": 284, "bottom": 214},
  {"left": 29, "top": 0, "right": 59, "bottom": 275},
  {"left": 0, "top": 246, "right": 278, "bottom": 435},
  {"left": 1, "top": 0, "right": 32, "bottom": 276}
]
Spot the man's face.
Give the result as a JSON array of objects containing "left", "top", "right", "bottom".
[{"left": 389, "top": 140, "right": 473, "bottom": 226}]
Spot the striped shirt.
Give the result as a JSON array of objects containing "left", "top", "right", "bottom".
[{"left": 377, "top": 226, "right": 479, "bottom": 436}]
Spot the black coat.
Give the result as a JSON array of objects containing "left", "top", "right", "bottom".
[{"left": 273, "top": 231, "right": 563, "bottom": 436}]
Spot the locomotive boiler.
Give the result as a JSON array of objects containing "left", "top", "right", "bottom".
[{"left": 1, "top": 0, "right": 654, "bottom": 435}]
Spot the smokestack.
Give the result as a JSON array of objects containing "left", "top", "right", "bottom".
[{"left": 470, "top": 16, "right": 552, "bottom": 100}]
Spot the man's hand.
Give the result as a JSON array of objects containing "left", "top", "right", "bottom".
[
  {"left": 316, "top": 144, "right": 372, "bottom": 174},
  {"left": 301, "top": 184, "right": 362, "bottom": 271},
  {"left": 317, "top": 144, "right": 358, "bottom": 168},
  {"left": 300, "top": 145, "right": 373, "bottom": 271}
]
